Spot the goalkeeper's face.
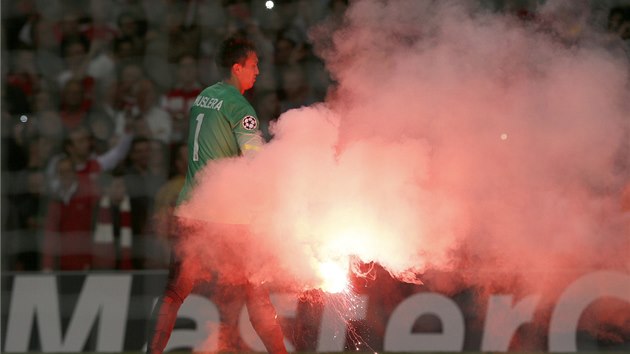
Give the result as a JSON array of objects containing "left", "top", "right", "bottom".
[{"left": 234, "top": 52, "right": 260, "bottom": 92}]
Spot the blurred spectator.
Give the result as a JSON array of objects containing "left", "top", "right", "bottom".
[
  {"left": 87, "top": 110, "right": 117, "bottom": 155},
  {"left": 9, "top": 114, "right": 34, "bottom": 167},
  {"left": 161, "top": 54, "right": 203, "bottom": 142},
  {"left": 78, "top": 2, "right": 119, "bottom": 88},
  {"left": 87, "top": 80, "right": 120, "bottom": 154},
  {"left": 84, "top": 28, "right": 133, "bottom": 87},
  {"left": 255, "top": 0, "right": 320, "bottom": 40},
  {"left": 154, "top": 142, "right": 187, "bottom": 224},
  {"left": 164, "top": 3, "right": 201, "bottom": 62},
  {"left": 18, "top": 17, "right": 65, "bottom": 83},
  {"left": 326, "top": 0, "right": 349, "bottom": 28},
  {"left": 4, "top": 112, "right": 60, "bottom": 176},
  {"left": 143, "top": 2, "right": 200, "bottom": 90},
  {"left": 32, "top": 89, "right": 64, "bottom": 141},
  {"left": 150, "top": 143, "right": 188, "bottom": 268},
  {"left": 25, "top": 135, "right": 58, "bottom": 171},
  {"left": 86, "top": 0, "right": 119, "bottom": 44},
  {"left": 57, "top": 37, "right": 97, "bottom": 109},
  {"left": 608, "top": 6, "right": 630, "bottom": 43},
  {"left": 46, "top": 124, "right": 133, "bottom": 197},
  {"left": 86, "top": 38, "right": 117, "bottom": 87},
  {"left": 3, "top": 0, "right": 39, "bottom": 51},
  {"left": 274, "top": 29, "right": 303, "bottom": 67},
  {"left": 148, "top": 139, "right": 170, "bottom": 181},
  {"left": 123, "top": 79, "right": 172, "bottom": 144},
  {"left": 288, "top": 0, "right": 328, "bottom": 37},
  {"left": 278, "top": 64, "right": 316, "bottom": 112},
  {"left": 3, "top": 79, "right": 32, "bottom": 120},
  {"left": 2, "top": 89, "right": 30, "bottom": 172},
  {"left": 59, "top": 78, "right": 91, "bottom": 129},
  {"left": 223, "top": 0, "right": 254, "bottom": 33},
  {"left": 92, "top": 169, "right": 134, "bottom": 270},
  {"left": 116, "top": 10, "right": 146, "bottom": 57},
  {"left": 4, "top": 168, "right": 47, "bottom": 270},
  {"left": 249, "top": 0, "right": 283, "bottom": 33},
  {"left": 42, "top": 157, "right": 98, "bottom": 271},
  {"left": 57, "top": 8, "right": 88, "bottom": 43},
  {"left": 113, "top": 36, "right": 137, "bottom": 62},
  {"left": 115, "top": 61, "right": 146, "bottom": 111},
  {"left": 195, "top": 1, "right": 228, "bottom": 85},
  {"left": 6, "top": 48, "right": 42, "bottom": 100},
  {"left": 254, "top": 89, "right": 281, "bottom": 141},
  {"left": 60, "top": 7, "right": 118, "bottom": 91},
  {"left": 123, "top": 137, "right": 167, "bottom": 268},
  {"left": 303, "top": 58, "right": 330, "bottom": 102}
]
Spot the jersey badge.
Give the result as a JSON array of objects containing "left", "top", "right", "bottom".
[{"left": 242, "top": 116, "right": 258, "bottom": 130}]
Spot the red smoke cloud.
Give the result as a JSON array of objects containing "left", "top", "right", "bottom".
[{"left": 176, "top": 0, "right": 630, "bottom": 325}]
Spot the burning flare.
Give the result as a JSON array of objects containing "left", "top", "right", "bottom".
[{"left": 318, "top": 259, "right": 350, "bottom": 293}]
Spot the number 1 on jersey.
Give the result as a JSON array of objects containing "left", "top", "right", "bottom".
[{"left": 192, "top": 113, "right": 204, "bottom": 161}]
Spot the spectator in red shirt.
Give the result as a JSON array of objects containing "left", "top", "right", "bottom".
[
  {"left": 46, "top": 124, "right": 133, "bottom": 198},
  {"left": 42, "top": 157, "right": 98, "bottom": 271},
  {"left": 6, "top": 48, "right": 41, "bottom": 99}
]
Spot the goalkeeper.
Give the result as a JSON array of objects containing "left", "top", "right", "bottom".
[{"left": 145, "top": 36, "right": 287, "bottom": 354}]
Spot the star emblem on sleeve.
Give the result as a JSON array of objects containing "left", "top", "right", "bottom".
[{"left": 242, "top": 115, "right": 258, "bottom": 130}]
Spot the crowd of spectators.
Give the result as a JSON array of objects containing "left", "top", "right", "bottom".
[
  {"left": 1, "top": 0, "right": 629, "bottom": 272},
  {"left": 1, "top": 0, "right": 345, "bottom": 271}
]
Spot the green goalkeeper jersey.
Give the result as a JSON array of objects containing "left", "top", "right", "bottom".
[{"left": 178, "top": 82, "right": 263, "bottom": 204}]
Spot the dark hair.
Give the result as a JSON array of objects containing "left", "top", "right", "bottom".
[{"left": 216, "top": 36, "right": 257, "bottom": 77}]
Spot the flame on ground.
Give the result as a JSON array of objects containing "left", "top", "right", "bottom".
[{"left": 318, "top": 259, "right": 350, "bottom": 293}]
